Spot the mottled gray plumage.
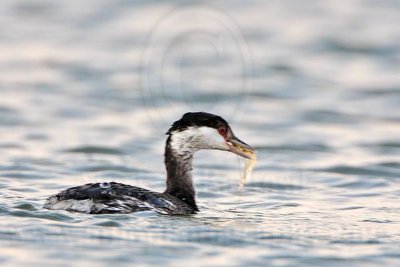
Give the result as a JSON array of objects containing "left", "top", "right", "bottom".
[{"left": 44, "top": 182, "right": 193, "bottom": 215}]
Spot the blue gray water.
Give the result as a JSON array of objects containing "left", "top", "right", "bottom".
[{"left": 1, "top": 0, "right": 400, "bottom": 266}]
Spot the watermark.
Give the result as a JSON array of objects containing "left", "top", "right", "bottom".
[{"left": 141, "top": 4, "right": 253, "bottom": 130}]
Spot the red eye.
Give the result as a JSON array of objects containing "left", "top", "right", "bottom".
[{"left": 218, "top": 127, "right": 227, "bottom": 137}]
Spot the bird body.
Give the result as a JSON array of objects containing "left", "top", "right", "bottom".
[
  {"left": 44, "top": 182, "right": 194, "bottom": 215},
  {"left": 44, "top": 112, "right": 255, "bottom": 215}
]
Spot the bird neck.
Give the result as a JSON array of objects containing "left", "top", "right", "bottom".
[{"left": 164, "top": 135, "right": 198, "bottom": 211}]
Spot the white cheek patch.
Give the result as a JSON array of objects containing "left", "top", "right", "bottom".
[
  {"left": 196, "top": 126, "right": 229, "bottom": 150},
  {"left": 170, "top": 126, "right": 229, "bottom": 153}
]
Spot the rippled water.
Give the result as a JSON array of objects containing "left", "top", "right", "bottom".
[{"left": 1, "top": 0, "right": 400, "bottom": 266}]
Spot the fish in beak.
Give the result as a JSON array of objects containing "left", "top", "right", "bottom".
[{"left": 226, "top": 135, "right": 256, "bottom": 160}]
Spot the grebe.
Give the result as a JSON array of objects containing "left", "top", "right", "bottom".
[{"left": 44, "top": 112, "right": 255, "bottom": 215}]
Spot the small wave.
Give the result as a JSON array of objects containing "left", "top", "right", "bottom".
[
  {"left": 302, "top": 110, "right": 363, "bottom": 124},
  {"left": 349, "top": 87, "right": 400, "bottom": 97},
  {"left": 319, "top": 38, "right": 396, "bottom": 56},
  {"left": 63, "top": 146, "right": 125, "bottom": 155},
  {"left": 330, "top": 239, "right": 381, "bottom": 245},
  {"left": 333, "top": 179, "right": 388, "bottom": 189},
  {"left": 377, "top": 162, "right": 400, "bottom": 168},
  {"left": 317, "top": 165, "right": 399, "bottom": 178},
  {"left": 258, "top": 234, "right": 294, "bottom": 240},
  {"left": 337, "top": 206, "right": 365, "bottom": 210},
  {"left": 1, "top": 172, "right": 52, "bottom": 180},
  {"left": 362, "top": 219, "right": 394, "bottom": 224},
  {"left": 9, "top": 210, "right": 75, "bottom": 222},
  {"left": 254, "top": 143, "right": 332, "bottom": 153},
  {"left": 13, "top": 203, "right": 38, "bottom": 211},
  {"left": 245, "top": 181, "right": 307, "bottom": 190},
  {"left": 361, "top": 142, "right": 400, "bottom": 154},
  {"left": 94, "top": 221, "right": 122, "bottom": 227},
  {"left": 74, "top": 165, "right": 144, "bottom": 173}
]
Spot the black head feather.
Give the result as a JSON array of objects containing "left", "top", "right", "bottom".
[{"left": 167, "top": 112, "right": 229, "bottom": 134}]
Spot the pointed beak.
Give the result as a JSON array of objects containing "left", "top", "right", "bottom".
[{"left": 226, "top": 135, "right": 256, "bottom": 160}]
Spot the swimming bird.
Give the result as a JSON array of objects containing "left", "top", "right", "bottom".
[{"left": 44, "top": 112, "right": 255, "bottom": 215}]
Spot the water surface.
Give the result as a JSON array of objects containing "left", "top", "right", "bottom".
[{"left": 0, "top": 0, "right": 400, "bottom": 266}]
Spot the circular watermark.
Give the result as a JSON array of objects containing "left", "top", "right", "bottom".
[{"left": 141, "top": 4, "right": 253, "bottom": 130}]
